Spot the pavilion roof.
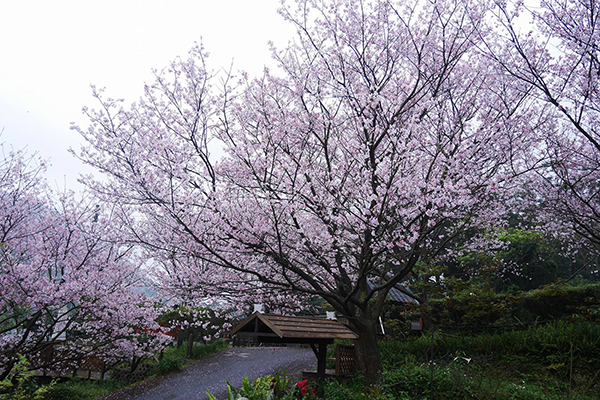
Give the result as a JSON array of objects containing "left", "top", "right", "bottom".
[{"left": 230, "top": 312, "right": 358, "bottom": 341}]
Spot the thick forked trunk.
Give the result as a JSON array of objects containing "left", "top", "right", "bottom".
[
  {"left": 352, "top": 317, "right": 382, "bottom": 385},
  {"left": 344, "top": 275, "right": 390, "bottom": 385}
]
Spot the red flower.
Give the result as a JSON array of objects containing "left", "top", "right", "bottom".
[
  {"left": 301, "top": 387, "right": 308, "bottom": 395},
  {"left": 297, "top": 379, "right": 308, "bottom": 388},
  {"left": 312, "top": 387, "right": 317, "bottom": 395}
]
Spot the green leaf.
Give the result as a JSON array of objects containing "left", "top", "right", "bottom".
[{"left": 206, "top": 391, "right": 219, "bottom": 400}]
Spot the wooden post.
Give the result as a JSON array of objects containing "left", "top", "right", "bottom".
[
  {"left": 317, "top": 341, "right": 327, "bottom": 377},
  {"left": 100, "top": 363, "right": 106, "bottom": 381},
  {"left": 317, "top": 341, "right": 327, "bottom": 399}
]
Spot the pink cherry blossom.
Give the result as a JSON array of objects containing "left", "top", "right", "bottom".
[
  {"left": 70, "top": 0, "right": 565, "bottom": 383},
  {"left": 0, "top": 144, "right": 164, "bottom": 379}
]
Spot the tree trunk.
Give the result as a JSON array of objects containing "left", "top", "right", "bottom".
[
  {"left": 130, "top": 355, "right": 143, "bottom": 373},
  {"left": 352, "top": 317, "right": 382, "bottom": 385},
  {"left": 186, "top": 332, "right": 194, "bottom": 358}
]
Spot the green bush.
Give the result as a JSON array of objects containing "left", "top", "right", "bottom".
[
  {"left": 207, "top": 370, "right": 292, "bottom": 400},
  {"left": 0, "top": 355, "right": 56, "bottom": 400},
  {"left": 153, "top": 356, "right": 183, "bottom": 375},
  {"left": 381, "top": 362, "right": 593, "bottom": 400},
  {"left": 237, "top": 375, "right": 273, "bottom": 399},
  {"left": 380, "top": 320, "right": 600, "bottom": 370},
  {"left": 382, "top": 363, "right": 475, "bottom": 399},
  {"left": 324, "top": 377, "right": 394, "bottom": 400},
  {"left": 376, "top": 320, "right": 600, "bottom": 399},
  {"left": 418, "top": 282, "right": 600, "bottom": 330}
]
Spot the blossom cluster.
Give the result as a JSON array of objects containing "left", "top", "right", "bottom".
[{"left": 0, "top": 146, "right": 164, "bottom": 379}]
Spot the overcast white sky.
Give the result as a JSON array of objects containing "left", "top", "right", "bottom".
[{"left": 0, "top": 0, "right": 296, "bottom": 192}]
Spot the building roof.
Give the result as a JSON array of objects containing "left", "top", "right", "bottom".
[
  {"left": 230, "top": 312, "right": 358, "bottom": 341},
  {"left": 366, "top": 280, "right": 419, "bottom": 304}
]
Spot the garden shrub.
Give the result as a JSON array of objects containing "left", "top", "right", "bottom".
[
  {"left": 0, "top": 355, "right": 55, "bottom": 400},
  {"left": 323, "top": 377, "right": 394, "bottom": 400},
  {"left": 153, "top": 356, "right": 183, "bottom": 375},
  {"left": 207, "top": 371, "right": 291, "bottom": 400},
  {"left": 416, "top": 282, "right": 600, "bottom": 330},
  {"left": 380, "top": 319, "right": 600, "bottom": 370},
  {"left": 381, "top": 362, "right": 593, "bottom": 400}
]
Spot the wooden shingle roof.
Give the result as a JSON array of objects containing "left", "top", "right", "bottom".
[{"left": 230, "top": 312, "right": 358, "bottom": 341}]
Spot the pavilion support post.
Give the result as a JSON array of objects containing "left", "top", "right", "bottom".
[
  {"left": 309, "top": 343, "right": 318, "bottom": 358},
  {"left": 317, "top": 341, "right": 327, "bottom": 377},
  {"left": 317, "top": 341, "right": 327, "bottom": 399}
]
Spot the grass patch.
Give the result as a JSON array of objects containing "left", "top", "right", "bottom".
[
  {"left": 154, "top": 339, "right": 229, "bottom": 375},
  {"left": 380, "top": 319, "right": 600, "bottom": 370},
  {"left": 378, "top": 361, "right": 598, "bottom": 400},
  {"left": 369, "top": 320, "right": 600, "bottom": 399},
  {"left": 322, "top": 320, "right": 600, "bottom": 399},
  {"left": 46, "top": 379, "right": 127, "bottom": 400}
]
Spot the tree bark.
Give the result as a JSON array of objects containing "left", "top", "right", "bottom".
[
  {"left": 352, "top": 317, "right": 382, "bottom": 385},
  {"left": 186, "top": 332, "right": 194, "bottom": 358}
]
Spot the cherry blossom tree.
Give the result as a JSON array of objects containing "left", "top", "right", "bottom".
[
  {"left": 73, "top": 0, "right": 542, "bottom": 381},
  {"left": 489, "top": 0, "right": 600, "bottom": 254},
  {"left": 0, "top": 144, "right": 163, "bottom": 380}
]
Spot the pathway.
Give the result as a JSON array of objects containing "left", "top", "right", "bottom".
[{"left": 98, "top": 346, "right": 315, "bottom": 400}]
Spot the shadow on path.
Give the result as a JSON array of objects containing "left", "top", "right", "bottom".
[{"left": 99, "top": 346, "right": 315, "bottom": 400}]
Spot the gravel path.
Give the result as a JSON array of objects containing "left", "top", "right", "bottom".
[{"left": 98, "top": 346, "right": 315, "bottom": 400}]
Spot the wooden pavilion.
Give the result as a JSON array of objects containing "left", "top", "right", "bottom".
[{"left": 230, "top": 312, "right": 358, "bottom": 378}]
